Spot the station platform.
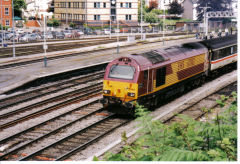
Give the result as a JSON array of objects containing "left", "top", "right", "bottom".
[{"left": 0, "top": 34, "right": 196, "bottom": 96}]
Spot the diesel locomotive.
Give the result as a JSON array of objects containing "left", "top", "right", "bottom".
[{"left": 100, "top": 35, "right": 237, "bottom": 114}]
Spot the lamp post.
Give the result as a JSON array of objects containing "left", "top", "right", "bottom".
[
  {"left": 12, "top": 0, "right": 15, "bottom": 58},
  {"left": 43, "top": 14, "right": 47, "bottom": 67},
  {"left": 163, "top": 4, "right": 166, "bottom": 45},
  {"left": 117, "top": 19, "right": 119, "bottom": 53},
  {"left": 66, "top": 0, "right": 68, "bottom": 27},
  {"left": 1, "top": 0, "right": 4, "bottom": 47},
  {"left": 109, "top": 16, "right": 111, "bottom": 39},
  {"left": 140, "top": 0, "right": 143, "bottom": 40}
]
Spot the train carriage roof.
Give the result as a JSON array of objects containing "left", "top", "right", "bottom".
[
  {"left": 128, "top": 42, "right": 208, "bottom": 70},
  {"left": 199, "top": 34, "right": 237, "bottom": 50}
]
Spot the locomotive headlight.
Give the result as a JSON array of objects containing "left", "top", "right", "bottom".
[
  {"left": 103, "top": 90, "right": 110, "bottom": 94},
  {"left": 128, "top": 92, "right": 135, "bottom": 97}
]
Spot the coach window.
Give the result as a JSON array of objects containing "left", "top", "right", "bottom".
[
  {"left": 233, "top": 45, "right": 237, "bottom": 54},
  {"left": 156, "top": 67, "right": 166, "bottom": 87},
  {"left": 231, "top": 47, "right": 233, "bottom": 54},
  {"left": 212, "top": 50, "right": 219, "bottom": 61}
]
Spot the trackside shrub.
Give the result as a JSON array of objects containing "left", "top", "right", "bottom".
[{"left": 103, "top": 92, "right": 237, "bottom": 161}]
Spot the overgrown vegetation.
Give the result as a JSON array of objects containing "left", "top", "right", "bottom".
[
  {"left": 47, "top": 17, "right": 60, "bottom": 27},
  {"left": 102, "top": 92, "right": 237, "bottom": 161}
]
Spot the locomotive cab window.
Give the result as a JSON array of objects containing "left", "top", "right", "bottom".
[
  {"left": 108, "top": 65, "right": 135, "bottom": 80},
  {"left": 156, "top": 67, "right": 166, "bottom": 87}
]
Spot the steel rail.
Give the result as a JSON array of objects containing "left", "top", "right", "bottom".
[
  {"left": 0, "top": 100, "right": 99, "bottom": 145},
  {"left": 0, "top": 84, "right": 102, "bottom": 129},
  {"left": 0, "top": 71, "right": 104, "bottom": 110},
  {"left": 0, "top": 104, "right": 104, "bottom": 160},
  {"left": 19, "top": 114, "right": 116, "bottom": 161}
]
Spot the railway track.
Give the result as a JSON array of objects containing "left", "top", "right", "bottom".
[
  {"left": 20, "top": 115, "right": 129, "bottom": 161},
  {"left": 0, "top": 33, "right": 193, "bottom": 70},
  {"left": 0, "top": 100, "right": 108, "bottom": 160},
  {"left": 0, "top": 37, "right": 127, "bottom": 58},
  {"left": 166, "top": 82, "right": 237, "bottom": 124},
  {"left": 0, "top": 32, "right": 192, "bottom": 59},
  {"left": 0, "top": 77, "right": 103, "bottom": 129},
  {"left": 0, "top": 100, "right": 130, "bottom": 161},
  {"left": 0, "top": 71, "right": 104, "bottom": 109}
]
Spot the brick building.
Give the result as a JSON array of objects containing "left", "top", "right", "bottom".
[{"left": 0, "top": 0, "right": 12, "bottom": 27}]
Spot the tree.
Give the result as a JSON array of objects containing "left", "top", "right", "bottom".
[
  {"left": 168, "top": 0, "right": 184, "bottom": 15},
  {"left": 149, "top": 1, "right": 158, "bottom": 11},
  {"left": 47, "top": 0, "right": 54, "bottom": 13},
  {"left": 196, "top": 0, "right": 233, "bottom": 21},
  {"left": 13, "top": 0, "right": 27, "bottom": 18},
  {"left": 70, "top": 22, "right": 76, "bottom": 28},
  {"left": 145, "top": 12, "right": 159, "bottom": 24}
]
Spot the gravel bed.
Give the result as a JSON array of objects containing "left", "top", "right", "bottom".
[
  {"left": 0, "top": 79, "right": 102, "bottom": 116},
  {"left": 15, "top": 112, "right": 109, "bottom": 157},
  {"left": 0, "top": 96, "right": 101, "bottom": 140}
]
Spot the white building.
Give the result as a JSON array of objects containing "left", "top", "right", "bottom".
[
  {"left": 54, "top": 0, "right": 138, "bottom": 27},
  {"left": 24, "top": 0, "right": 53, "bottom": 19}
]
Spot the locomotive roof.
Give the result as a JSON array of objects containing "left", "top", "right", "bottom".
[
  {"left": 127, "top": 42, "right": 208, "bottom": 70},
  {"left": 199, "top": 34, "right": 237, "bottom": 50}
]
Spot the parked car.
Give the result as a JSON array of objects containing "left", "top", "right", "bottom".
[
  {"left": 7, "top": 28, "right": 14, "bottom": 32},
  {"left": 55, "top": 31, "right": 65, "bottom": 39},
  {"left": 16, "top": 29, "right": 24, "bottom": 34},
  {"left": 28, "top": 33, "right": 39, "bottom": 41},
  {"left": 93, "top": 29, "right": 102, "bottom": 35},
  {"left": 19, "top": 34, "right": 29, "bottom": 42},
  {"left": 63, "top": 30, "right": 73, "bottom": 38},
  {"left": 76, "top": 29, "right": 84, "bottom": 35},
  {"left": 44, "top": 32, "right": 54, "bottom": 39},
  {"left": 5, "top": 32, "right": 13, "bottom": 40},
  {"left": 103, "top": 29, "right": 111, "bottom": 35},
  {"left": 84, "top": 28, "right": 96, "bottom": 35},
  {"left": 19, "top": 33, "right": 38, "bottom": 42}
]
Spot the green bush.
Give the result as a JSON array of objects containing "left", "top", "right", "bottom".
[{"left": 103, "top": 92, "right": 237, "bottom": 161}]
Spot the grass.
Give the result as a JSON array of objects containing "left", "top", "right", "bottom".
[{"left": 160, "top": 18, "right": 195, "bottom": 25}]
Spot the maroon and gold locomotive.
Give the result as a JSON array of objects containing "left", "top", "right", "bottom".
[{"left": 100, "top": 35, "right": 237, "bottom": 114}]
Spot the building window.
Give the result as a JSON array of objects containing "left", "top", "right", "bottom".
[
  {"left": 94, "top": 2, "right": 100, "bottom": 8},
  {"left": 125, "top": 3, "right": 132, "bottom": 8},
  {"left": 120, "top": 3, "right": 123, "bottom": 7},
  {"left": 125, "top": 15, "right": 131, "bottom": 20},
  {"left": 103, "top": 2, "right": 106, "bottom": 8},
  {"left": 82, "top": 2, "right": 86, "bottom": 9},
  {"left": 73, "top": 2, "right": 80, "bottom": 8},
  {"left": 5, "top": 20, "right": 10, "bottom": 26},
  {"left": 94, "top": 15, "right": 100, "bottom": 20},
  {"left": 68, "top": 2, "right": 71, "bottom": 8},
  {"left": 4, "top": 8, "right": 9, "bottom": 15},
  {"left": 60, "top": 2, "right": 66, "bottom": 8}
]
